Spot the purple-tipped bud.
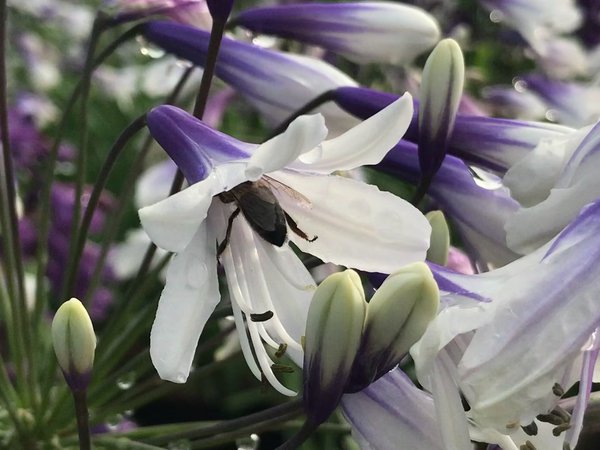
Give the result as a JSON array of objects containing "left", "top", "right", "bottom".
[
  {"left": 303, "top": 270, "right": 366, "bottom": 426},
  {"left": 347, "top": 263, "right": 439, "bottom": 391},
  {"left": 417, "top": 38, "right": 464, "bottom": 192},
  {"left": 52, "top": 298, "right": 97, "bottom": 391}
]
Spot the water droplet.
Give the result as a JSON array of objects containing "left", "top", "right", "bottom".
[
  {"left": 116, "top": 371, "right": 136, "bottom": 390},
  {"left": 469, "top": 166, "right": 503, "bottom": 190},
  {"left": 106, "top": 413, "right": 123, "bottom": 431},
  {"left": 168, "top": 439, "right": 191, "bottom": 450},
  {"left": 513, "top": 79, "right": 528, "bottom": 93},
  {"left": 489, "top": 9, "right": 504, "bottom": 23},
  {"left": 176, "top": 59, "right": 194, "bottom": 69},
  {"left": 186, "top": 259, "right": 207, "bottom": 288},
  {"left": 252, "top": 35, "right": 277, "bottom": 48},
  {"left": 136, "top": 36, "right": 165, "bottom": 59},
  {"left": 545, "top": 109, "right": 559, "bottom": 122},
  {"left": 236, "top": 434, "right": 260, "bottom": 450}
]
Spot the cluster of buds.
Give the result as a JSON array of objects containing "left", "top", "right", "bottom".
[{"left": 302, "top": 263, "right": 439, "bottom": 431}]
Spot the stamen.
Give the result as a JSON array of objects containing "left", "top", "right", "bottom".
[
  {"left": 553, "top": 423, "right": 571, "bottom": 437},
  {"left": 519, "top": 441, "right": 536, "bottom": 450},
  {"left": 521, "top": 421, "right": 538, "bottom": 436},
  {"left": 552, "top": 382, "right": 565, "bottom": 397},
  {"left": 250, "top": 311, "right": 274, "bottom": 322},
  {"left": 271, "top": 363, "right": 294, "bottom": 374},
  {"left": 275, "top": 343, "right": 287, "bottom": 358}
]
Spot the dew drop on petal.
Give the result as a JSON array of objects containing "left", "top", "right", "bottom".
[
  {"left": 489, "top": 9, "right": 504, "bottom": 23},
  {"left": 236, "top": 434, "right": 260, "bottom": 450},
  {"left": 136, "top": 36, "right": 166, "bottom": 59},
  {"left": 545, "top": 109, "right": 559, "bottom": 122},
  {"left": 168, "top": 439, "right": 192, "bottom": 450},
  {"left": 513, "top": 79, "right": 528, "bottom": 92},
  {"left": 116, "top": 371, "right": 136, "bottom": 390}
]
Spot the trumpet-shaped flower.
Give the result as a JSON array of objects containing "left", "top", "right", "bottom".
[
  {"left": 411, "top": 199, "right": 600, "bottom": 448},
  {"left": 331, "top": 86, "right": 572, "bottom": 173},
  {"left": 138, "top": 95, "right": 431, "bottom": 393},
  {"left": 142, "top": 21, "right": 359, "bottom": 133},
  {"left": 233, "top": 2, "right": 440, "bottom": 65},
  {"left": 504, "top": 118, "right": 600, "bottom": 253}
]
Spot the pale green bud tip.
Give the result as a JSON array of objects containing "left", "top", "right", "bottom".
[
  {"left": 52, "top": 298, "right": 96, "bottom": 390},
  {"left": 347, "top": 263, "right": 439, "bottom": 391},
  {"left": 303, "top": 270, "right": 366, "bottom": 425},
  {"left": 426, "top": 210, "right": 450, "bottom": 266}
]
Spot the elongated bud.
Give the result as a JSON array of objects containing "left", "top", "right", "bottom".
[
  {"left": 52, "top": 298, "right": 96, "bottom": 391},
  {"left": 206, "top": 0, "right": 234, "bottom": 23},
  {"left": 426, "top": 210, "right": 450, "bottom": 266},
  {"left": 303, "top": 270, "right": 366, "bottom": 426},
  {"left": 416, "top": 38, "right": 464, "bottom": 200},
  {"left": 347, "top": 263, "right": 439, "bottom": 392}
]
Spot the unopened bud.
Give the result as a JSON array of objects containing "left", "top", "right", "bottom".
[
  {"left": 418, "top": 38, "right": 464, "bottom": 189},
  {"left": 303, "top": 270, "right": 366, "bottom": 426},
  {"left": 347, "top": 263, "right": 439, "bottom": 391},
  {"left": 52, "top": 298, "right": 96, "bottom": 391},
  {"left": 426, "top": 211, "right": 450, "bottom": 265}
]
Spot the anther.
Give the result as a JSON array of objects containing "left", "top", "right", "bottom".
[
  {"left": 521, "top": 421, "right": 538, "bottom": 436},
  {"left": 250, "top": 311, "right": 274, "bottom": 322},
  {"left": 552, "top": 383, "right": 565, "bottom": 397}
]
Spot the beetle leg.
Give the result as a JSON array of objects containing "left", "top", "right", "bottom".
[
  {"left": 284, "top": 212, "right": 317, "bottom": 242},
  {"left": 217, "top": 207, "right": 241, "bottom": 257}
]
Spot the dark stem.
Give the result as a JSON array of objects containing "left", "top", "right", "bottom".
[
  {"left": 83, "top": 65, "right": 194, "bottom": 304},
  {"left": 129, "top": 18, "right": 228, "bottom": 285},
  {"left": 411, "top": 178, "right": 430, "bottom": 206},
  {"left": 62, "top": 114, "right": 147, "bottom": 299},
  {"left": 275, "top": 419, "right": 317, "bottom": 450},
  {"left": 151, "top": 398, "right": 304, "bottom": 445},
  {"left": 61, "top": 15, "right": 106, "bottom": 301},
  {"left": 268, "top": 90, "right": 337, "bottom": 139},
  {"left": 73, "top": 390, "right": 91, "bottom": 450}
]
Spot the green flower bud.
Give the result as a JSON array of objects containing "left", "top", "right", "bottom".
[
  {"left": 347, "top": 263, "right": 439, "bottom": 392},
  {"left": 52, "top": 298, "right": 96, "bottom": 391},
  {"left": 417, "top": 38, "right": 465, "bottom": 199},
  {"left": 303, "top": 270, "right": 366, "bottom": 426},
  {"left": 426, "top": 210, "right": 450, "bottom": 266}
]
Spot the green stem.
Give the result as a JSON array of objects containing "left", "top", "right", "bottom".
[{"left": 150, "top": 398, "right": 304, "bottom": 445}]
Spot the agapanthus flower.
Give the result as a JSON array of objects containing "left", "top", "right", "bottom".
[
  {"left": 411, "top": 199, "right": 600, "bottom": 449},
  {"left": 103, "top": 0, "right": 211, "bottom": 28},
  {"left": 232, "top": 1, "right": 440, "bottom": 65},
  {"left": 504, "top": 119, "right": 600, "bottom": 253},
  {"left": 331, "top": 86, "right": 572, "bottom": 173},
  {"left": 479, "top": 0, "right": 582, "bottom": 48},
  {"left": 138, "top": 95, "right": 431, "bottom": 393},
  {"left": 377, "top": 140, "right": 519, "bottom": 269},
  {"left": 141, "top": 21, "right": 359, "bottom": 133}
]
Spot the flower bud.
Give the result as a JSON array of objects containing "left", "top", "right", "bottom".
[
  {"left": 347, "top": 263, "right": 439, "bottom": 392},
  {"left": 418, "top": 38, "right": 464, "bottom": 189},
  {"left": 426, "top": 210, "right": 450, "bottom": 266},
  {"left": 52, "top": 298, "right": 96, "bottom": 391},
  {"left": 303, "top": 270, "right": 366, "bottom": 426}
]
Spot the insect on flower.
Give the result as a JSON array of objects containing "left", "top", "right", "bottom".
[{"left": 217, "top": 176, "right": 317, "bottom": 256}]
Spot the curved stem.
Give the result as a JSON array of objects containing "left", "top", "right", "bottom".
[
  {"left": 267, "top": 90, "right": 337, "bottom": 139},
  {"left": 151, "top": 398, "right": 304, "bottom": 445},
  {"left": 73, "top": 390, "right": 91, "bottom": 450},
  {"left": 62, "top": 114, "right": 147, "bottom": 299}
]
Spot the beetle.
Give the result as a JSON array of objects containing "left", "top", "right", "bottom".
[{"left": 217, "top": 177, "right": 316, "bottom": 256}]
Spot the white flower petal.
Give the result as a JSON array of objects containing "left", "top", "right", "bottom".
[
  {"left": 289, "top": 94, "right": 414, "bottom": 173},
  {"left": 272, "top": 171, "right": 430, "bottom": 273},
  {"left": 135, "top": 159, "right": 178, "bottom": 208},
  {"left": 149, "top": 224, "right": 219, "bottom": 383},
  {"left": 246, "top": 114, "right": 327, "bottom": 180}
]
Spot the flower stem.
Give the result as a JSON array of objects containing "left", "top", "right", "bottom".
[
  {"left": 62, "top": 114, "right": 147, "bottom": 300},
  {"left": 268, "top": 90, "right": 337, "bottom": 138},
  {"left": 72, "top": 390, "right": 91, "bottom": 450}
]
